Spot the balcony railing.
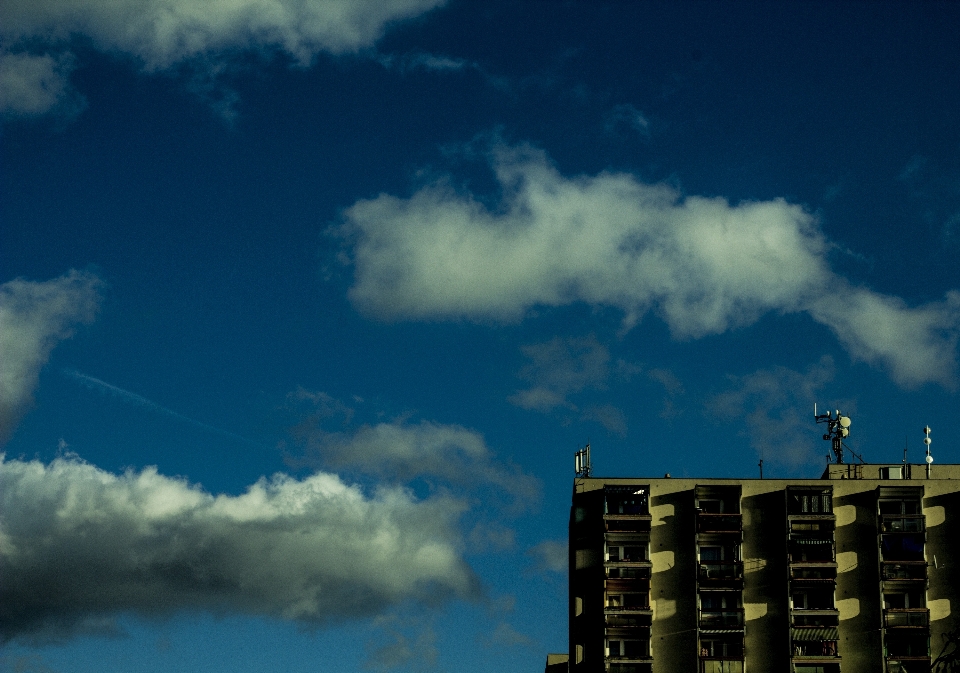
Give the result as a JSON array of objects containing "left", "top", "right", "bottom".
[
  {"left": 791, "top": 608, "right": 840, "bottom": 620},
  {"left": 698, "top": 562, "right": 744, "bottom": 581},
  {"left": 881, "top": 562, "right": 927, "bottom": 581},
  {"left": 700, "top": 609, "right": 745, "bottom": 629},
  {"left": 792, "top": 642, "right": 839, "bottom": 658},
  {"left": 791, "top": 567, "right": 838, "bottom": 581},
  {"left": 605, "top": 605, "right": 653, "bottom": 614},
  {"left": 700, "top": 658, "right": 744, "bottom": 673},
  {"left": 880, "top": 516, "right": 926, "bottom": 533},
  {"left": 605, "top": 578, "right": 651, "bottom": 591},
  {"left": 885, "top": 657, "right": 931, "bottom": 673},
  {"left": 884, "top": 609, "right": 930, "bottom": 628},
  {"left": 697, "top": 514, "right": 742, "bottom": 533},
  {"left": 605, "top": 516, "right": 652, "bottom": 533}
]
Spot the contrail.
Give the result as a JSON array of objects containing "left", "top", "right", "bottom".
[{"left": 62, "top": 369, "right": 259, "bottom": 445}]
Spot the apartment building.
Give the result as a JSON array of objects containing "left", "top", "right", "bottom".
[{"left": 564, "top": 460, "right": 960, "bottom": 673}]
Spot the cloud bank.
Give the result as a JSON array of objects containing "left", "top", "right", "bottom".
[
  {"left": 0, "top": 271, "right": 102, "bottom": 443},
  {"left": 341, "top": 143, "right": 960, "bottom": 387},
  {"left": 0, "top": 0, "right": 445, "bottom": 116},
  {"left": 0, "top": 454, "right": 477, "bottom": 642}
]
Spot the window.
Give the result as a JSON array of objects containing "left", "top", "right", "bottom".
[
  {"left": 607, "top": 543, "right": 648, "bottom": 562},
  {"left": 606, "top": 639, "right": 649, "bottom": 658},
  {"left": 699, "top": 545, "right": 738, "bottom": 562},
  {"left": 606, "top": 487, "right": 649, "bottom": 515},
  {"left": 881, "top": 534, "right": 925, "bottom": 562},
  {"left": 789, "top": 491, "right": 833, "bottom": 515},
  {"left": 879, "top": 500, "right": 921, "bottom": 516},
  {"left": 606, "top": 593, "right": 649, "bottom": 609},
  {"left": 701, "top": 593, "right": 741, "bottom": 610},
  {"left": 883, "top": 591, "right": 925, "bottom": 610},
  {"left": 792, "top": 589, "right": 835, "bottom": 610},
  {"left": 700, "top": 639, "right": 743, "bottom": 657},
  {"left": 699, "top": 499, "right": 723, "bottom": 513},
  {"left": 885, "top": 633, "right": 929, "bottom": 657}
]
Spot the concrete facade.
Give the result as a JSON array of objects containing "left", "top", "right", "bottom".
[{"left": 568, "top": 463, "right": 960, "bottom": 673}]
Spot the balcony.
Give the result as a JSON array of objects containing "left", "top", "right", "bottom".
[
  {"left": 607, "top": 664, "right": 652, "bottom": 673},
  {"left": 697, "top": 513, "right": 742, "bottom": 534},
  {"left": 791, "top": 566, "right": 838, "bottom": 581},
  {"left": 881, "top": 562, "right": 927, "bottom": 581},
  {"left": 884, "top": 631, "right": 930, "bottom": 660},
  {"left": 880, "top": 533, "right": 925, "bottom": 562},
  {"left": 605, "top": 637, "right": 652, "bottom": 663},
  {"left": 881, "top": 516, "right": 926, "bottom": 533},
  {"left": 698, "top": 562, "right": 744, "bottom": 582},
  {"left": 791, "top": 608, "right": 840, "bottom": 625},
  {"left": 700, "top": 658, "right": 744, "bottom": 673},
  {"left": 884, "top": 609, "right": 930, "bottom": 628},
  {"left": 700, "top": 609, "right": 745, "bottom": 630},
  {"left": 604, "top": 514, "right": 652, "bottom": 533},
  {"left": 606, "top": 614, "right": 652, "bottom": 629},
  {"left": 605, "top": 605, "right": 654, "bottom": 616},
  {"left": 792, "top": 627, "right": 840, "bottom": 658},
  {"left": 885, "top": 657, "right": 931, "bottom": 673},
  {"left": 606, "top": 578, "right": 651, "bottom": 592}
]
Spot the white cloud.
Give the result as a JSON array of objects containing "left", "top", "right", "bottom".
[
  {"left": 604, "top": 103, "right": 649, "bottom": 137},
  {"left": 809, "top": 286, "right": 960, "bottom": 388},
  {"left": 340, "top": 142, "right": 960, "bottom": 387},
  {"left": 508, "top": 335, "right": 629, "bottom": 435},
  {"left": 0, "top": 271, "right": 102, "bottom": 443},
  {"left": 377, "top": 51, "right": 472, "bottom": 73},
  {"left": 0, "top": 0, "right": 445, "bottom": 115},
  {"left": 526, "top": 539, "right": 566, "bottom": 574},
  {"left": 0, "top": 51, "right": 84, "bottom": 117},
  {"left": 707, "top": 356, "right": 840, "bottom": 467},
  {"left": 510, "top": 335, "right": 610, "bottom": 412},
  {"left": 297, "top": 419, "right": 540, "bottom": 510},
  {"left": 0, "top": 454, "right": 478, "bottom": 642}
]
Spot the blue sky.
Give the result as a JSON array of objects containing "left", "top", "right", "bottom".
[{"left": 3, "top": 1, "right": 960, "bottom": 671}]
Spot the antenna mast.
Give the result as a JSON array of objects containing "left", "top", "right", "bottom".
[
  {"left": 575, "top": 443, "right": 591, "bottom": 478},
  {"left": 815, "top": 407, "right": 852, "bottom": 464}
]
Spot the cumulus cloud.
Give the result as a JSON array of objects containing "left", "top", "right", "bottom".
[
  {"left": 295, "top": 418, "right": 540, "bottom": 511},
  {"left": 0, "top": 271, "right": 102, "bottom": 443},
  {"left": 707, "top": 356, "right": 840, "bottom": 467},
  {"left": 0, "top": 454, "right": 478, "bottom": 642},
  {"left": 340, "top": 143, "right": 960, "bottom": 387},
  {"left": 0, "top": 0, "right": 445, "bottom": 116}
]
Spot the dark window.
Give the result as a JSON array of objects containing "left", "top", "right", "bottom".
[{"left": 790, "top": 491, "right": 833, "bottom": 515}]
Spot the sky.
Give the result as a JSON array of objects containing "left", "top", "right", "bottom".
[{"left": 2, "top": 1, "right": 960, "bottom": 671}]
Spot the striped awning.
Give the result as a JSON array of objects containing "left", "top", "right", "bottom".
[{"left": 791, "top": 627, "right": 839, "bottom": 641}]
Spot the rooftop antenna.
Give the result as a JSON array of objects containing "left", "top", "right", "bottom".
[
  {"left": 924, "top": 426, "right": 933, "bottom": 478},
  {"left": 815, "top": 404, "right": 851, "bottom": 464},
  {"left": 575, "top": 442, "right": 592, "bottom": 478}
]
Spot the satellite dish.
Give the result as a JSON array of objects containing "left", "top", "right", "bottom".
[
  {"left": 839, "top": 416, "right": 851, "bottom": 428},
  {"left": 926, "top": 455, "right": 934, "bottom": 464}
]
